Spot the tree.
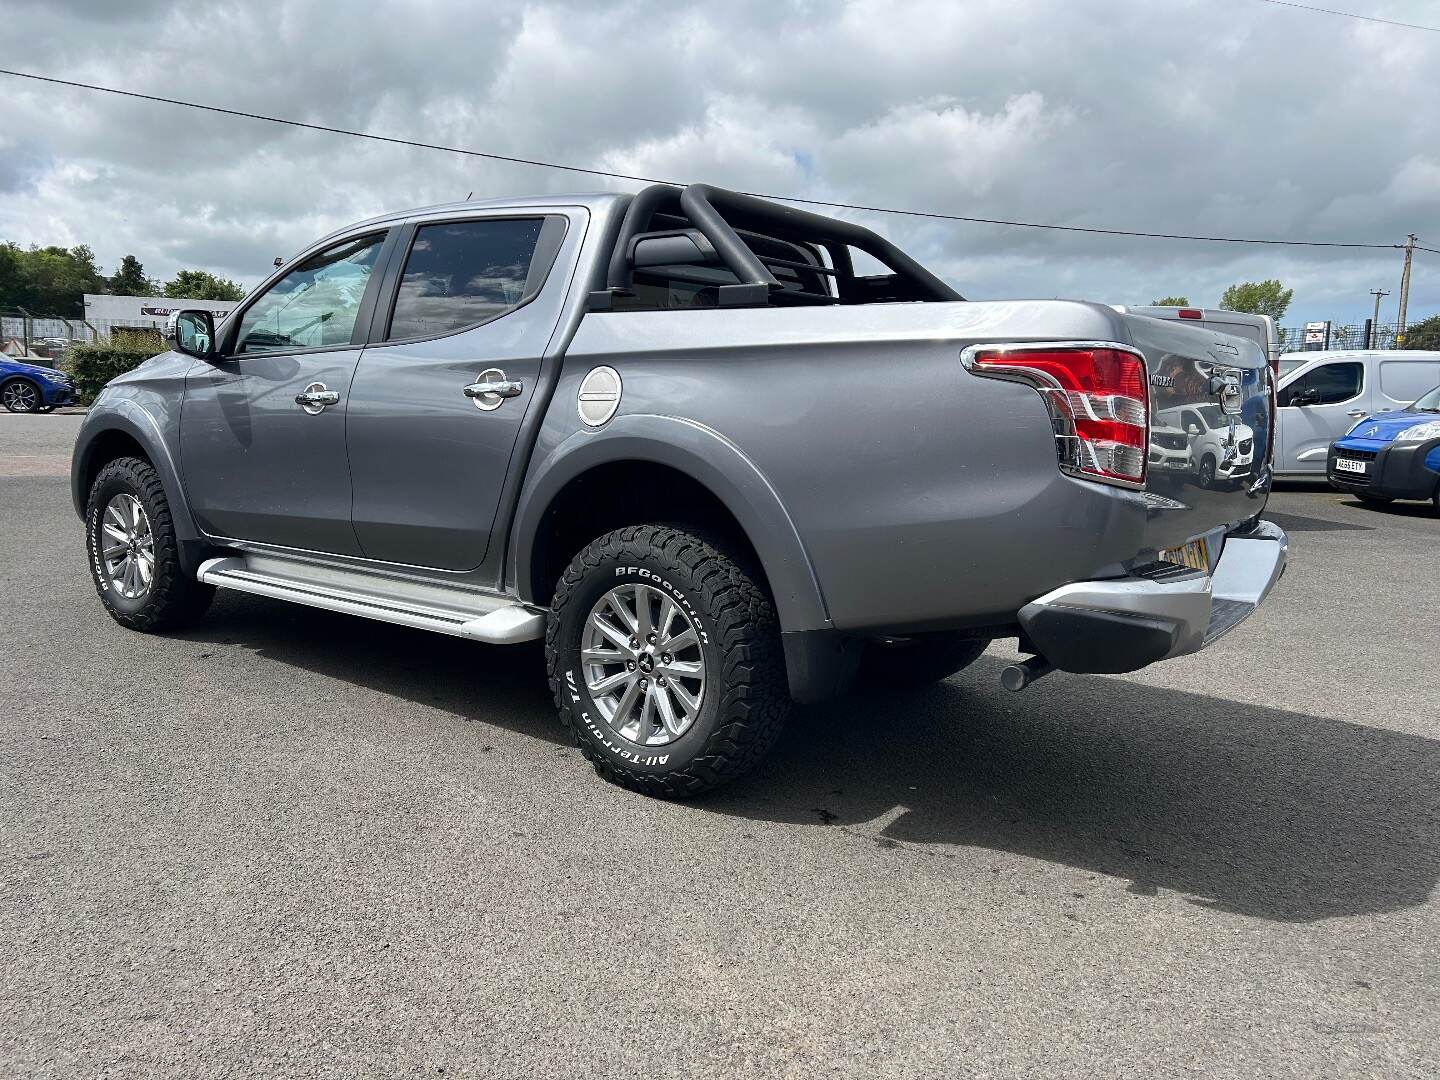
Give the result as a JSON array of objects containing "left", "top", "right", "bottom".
[
  {"left": 0, "top": 243, "right": 107, "bottom": 314},
  {"left": 1400, "top": 313, "right": 1440, "bottom": 351},
  {"left": 1218, "top": 279, "right": 1293, "bottom": 322},
  {"left": 1151, "top": 295, "right": 1190, "bottom": 306},
  {"left": 162, "top": 269, "right": 245, "bottom": 301},
  {"left": 108, "top": 254, "right": 160, "bottom": 296}
]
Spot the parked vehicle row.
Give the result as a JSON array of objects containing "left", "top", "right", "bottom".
[{"left": 71, "top": 183, "right": 1287, "bottom": 798}]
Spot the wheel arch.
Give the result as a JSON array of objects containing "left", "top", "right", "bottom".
[
  {"left": 511, "top": 414, "right": 830, "bottom": 634},
  {"left": 72, "top": 403, "right": 205, "bottom": 572}
]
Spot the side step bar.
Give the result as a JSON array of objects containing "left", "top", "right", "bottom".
[{"left": 196, "top": 556, "right": 546, "bottom": 644}]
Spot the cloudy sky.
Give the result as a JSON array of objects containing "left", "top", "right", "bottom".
[{"left": 3, "top": 0, "right": 1438, "bottom": 326}]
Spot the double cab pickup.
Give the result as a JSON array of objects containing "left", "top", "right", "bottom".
[{"left": 73, "top": 184, "right": 1288, "bottom": 796}]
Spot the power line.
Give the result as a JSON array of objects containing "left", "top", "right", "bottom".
[
  {"left": 1257, "top": 1, "right": 1440, "bottom": 34},
  {"left": 0, "top": 66, "right": 1412, "bottom": 251}
]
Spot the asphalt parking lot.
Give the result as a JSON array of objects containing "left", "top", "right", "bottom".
[{"left": 3, "top": 411, "right": 1437, "bottom": 1079}]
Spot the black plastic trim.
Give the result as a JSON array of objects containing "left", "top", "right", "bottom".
[
  {"left": 782, "top": 628, "right": 864, "bottom": 703},
  {"left": 1017, "top": 603, "right": 1179, "bottom": 674}
]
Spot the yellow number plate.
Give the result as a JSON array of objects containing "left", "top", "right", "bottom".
[{"left": 1159, "top": 538, "right": 1209, "bottom": 571}]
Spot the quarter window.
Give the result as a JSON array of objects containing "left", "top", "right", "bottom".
[
  {"left": 234, "top": 233, "right": 385, "bottom": 354},
  {"left": 1280, "top": 361, "right": 1363, "bottom": 406},
  {"left": 387, "top": 219, "right": 545, "bottom": 340}
]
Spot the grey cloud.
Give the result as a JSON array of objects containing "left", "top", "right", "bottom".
[{"left": 0, "top": 0, "right": 1435, "bottom": 323}]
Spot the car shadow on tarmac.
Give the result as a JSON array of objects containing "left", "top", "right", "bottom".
[{"left": 182, "top": 596, "right": 1440, "bottom": 925}]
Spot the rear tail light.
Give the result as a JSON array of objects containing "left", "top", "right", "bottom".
[{"left": 962, "top": 343, "right": 1149, "bottom": 488}]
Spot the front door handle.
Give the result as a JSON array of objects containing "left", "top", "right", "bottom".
[
  {"left": 1347, "top": 409, "right": 1366, "bottom": 418},
  {"left": 463, "top": 368, "right": 523, "bottom": 411},
  {"left": 295, "top": 383, "right": 340, "bottom": 414}
]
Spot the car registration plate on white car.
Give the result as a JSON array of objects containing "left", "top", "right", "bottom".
[{"left": 1335, "top": 457, "right": 1368, "bottom": 475}]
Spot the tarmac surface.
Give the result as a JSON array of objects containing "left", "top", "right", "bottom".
[{"left": 3, "top": 411, "right": 1437, "bottom": 1078}]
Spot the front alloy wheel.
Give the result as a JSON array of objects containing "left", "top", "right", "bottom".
[
  {"left": 86, "top": 456, "right": 214, "bottom": 632},
  {"left": 2, "top": 379, "right": 41, "bottom": 413},
  {"left": 99, "top": 493, "right": 156, "bottom": 599}
]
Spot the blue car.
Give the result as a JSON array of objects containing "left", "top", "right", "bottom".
[
  {"left": 1327, "top": 383, "right": 1440, "bottom": 511},
  {"left": 0, "top": 356, "right": 80, "bottom": 413}
]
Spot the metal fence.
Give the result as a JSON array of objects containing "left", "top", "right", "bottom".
[
  {"left": 2, "top": 311, "right": 171, "bottom": 361},
  {"left": 1277, "top": 320, "right": 1430, "bottom": 353}
]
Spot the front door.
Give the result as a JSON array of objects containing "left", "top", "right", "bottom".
[
  {"left": 179, "top": 231, "right": 391, "bottom": 553},
  {"left": 1277, "top": 358, "right": 1367, "bottom": 473},
  {"left": 346, "top": 214, "right": 571, "bottom": 571}
]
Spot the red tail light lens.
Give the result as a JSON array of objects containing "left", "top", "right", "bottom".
[
  {"left": 1177, "top": 308, "right": 1203, "bottom": 320},
  {"left": 964, "top": 344, "right": 1149, "bottom": 487}
]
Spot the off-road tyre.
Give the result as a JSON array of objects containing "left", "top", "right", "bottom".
[
  {"left": 86, "top": 456, "right": 214, "bottom": 632},
  {"left": 546, "top": 525, "right": 789, "bottom": 798},
  {"left": 2, "top": 377, "right": 42, "bottom": 413},
  {"left": 860, "top": 632, "right": 989, "bottom": 688}
]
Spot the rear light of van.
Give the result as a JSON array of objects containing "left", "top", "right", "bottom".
[{"left": 962, "top": 343, "right": 1149, "bottom": 488}]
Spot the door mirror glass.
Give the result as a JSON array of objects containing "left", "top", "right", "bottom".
[{"left": 173, "top": 310, "right": 215, "bottom": 359}]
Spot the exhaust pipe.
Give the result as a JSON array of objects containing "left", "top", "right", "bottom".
[{"left": 1001, "top": 655, "right": 1054, "bottom": 692}]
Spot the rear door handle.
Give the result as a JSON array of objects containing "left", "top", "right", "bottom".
[{"left": 463, "top": 368, "right": 523, "bottom": 411}]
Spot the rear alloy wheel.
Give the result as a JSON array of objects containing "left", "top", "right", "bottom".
[
  {"left": 860, "top": 632, "right": 989, "bottom": 687},
  {"left": 86, "top": 456, "right": 214, "bottom": 632},
  {"left": 2, "top": 378, "right": 42, "bottom": 413},
  {"left": 547, "top": 525, "right": 789, "bottom": 798}
]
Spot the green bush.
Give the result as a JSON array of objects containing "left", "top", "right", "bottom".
[
  {"left": 68, "top": 338, "right": 165, "bottom": 403},
  {"left": 1400, "top": 314, "right": 1440, "bottom": 351}
]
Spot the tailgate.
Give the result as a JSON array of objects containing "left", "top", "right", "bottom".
[{"left": 1123, "top": 313, "right": 1273, "bottom": 553}]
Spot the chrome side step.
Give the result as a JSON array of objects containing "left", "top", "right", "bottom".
[{"left": 196, "top": 555, "right": 546, "bottom": 644}]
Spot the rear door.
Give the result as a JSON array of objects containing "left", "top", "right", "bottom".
[
  {"left": 345, "top": 212, "right": 573, "bottom": 570},
  {"left": 179, "top": 230, "right": 393, "bottom": 553},
  {"left": 1276, "top": 358, "right": 1368, "bottom": 473}
]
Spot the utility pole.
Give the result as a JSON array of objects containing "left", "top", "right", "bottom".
[
  {"left": 1370, "top": 288, "right": 1389, "bottom": 328},
  {"left": 1396, "top": 234, "right": 1416, "bottom": 346}
]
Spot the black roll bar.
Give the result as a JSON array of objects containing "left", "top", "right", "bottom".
[{"left": 603, "top": 182, "right": 963, "bottom": 304}]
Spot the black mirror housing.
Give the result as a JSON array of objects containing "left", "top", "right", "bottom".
[{"left": 173, "top": 310, "right": 216, "bottom": 359}]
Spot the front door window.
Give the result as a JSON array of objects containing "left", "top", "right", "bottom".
[{"left": 233, "top": 234, "right": 386, "bottom": 354}]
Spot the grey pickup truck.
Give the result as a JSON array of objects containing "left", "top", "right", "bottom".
[{"left": 73, "top": 183, "right": 1287, "bottom": 797}]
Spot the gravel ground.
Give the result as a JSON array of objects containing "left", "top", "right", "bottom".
[{"left": 2, "top": 411, "right": 1437, "bottom": 1078}]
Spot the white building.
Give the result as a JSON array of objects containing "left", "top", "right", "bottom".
[{"left": 82, "top": 293, "right": 237, "bottom": 337}]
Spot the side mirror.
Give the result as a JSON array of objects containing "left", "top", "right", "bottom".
[
  {"left": 1291, "top": 387, "right": 1320, "bottom": 407},
  {"left": 173, "top": 310, "right": 216, "bottom": 359},
  {"left": 1187, "top": 424, "right": 1201, "bottom": 437}
]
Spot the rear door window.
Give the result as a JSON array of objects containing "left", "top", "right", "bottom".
[
  {"left": 1280, "top": 361, "right": 1363, "bottom": 406},
  {"left": 1379, "top": 359, "right": 1440, "bottom": 403},
  {"left": 387, "top": 218, "right": 549, "bottom": 340}
]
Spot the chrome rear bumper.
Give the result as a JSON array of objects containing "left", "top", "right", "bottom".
[{"left": 1017, "top": 520, "right": 1288, "bottom": 674}]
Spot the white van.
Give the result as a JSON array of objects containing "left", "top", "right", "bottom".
[
  {"left": 1273, "top": 350, "right": 1440, "bottom": 475},
  {"left": 1114, "top": 306, "right": 1279, "bottom": 369}
]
